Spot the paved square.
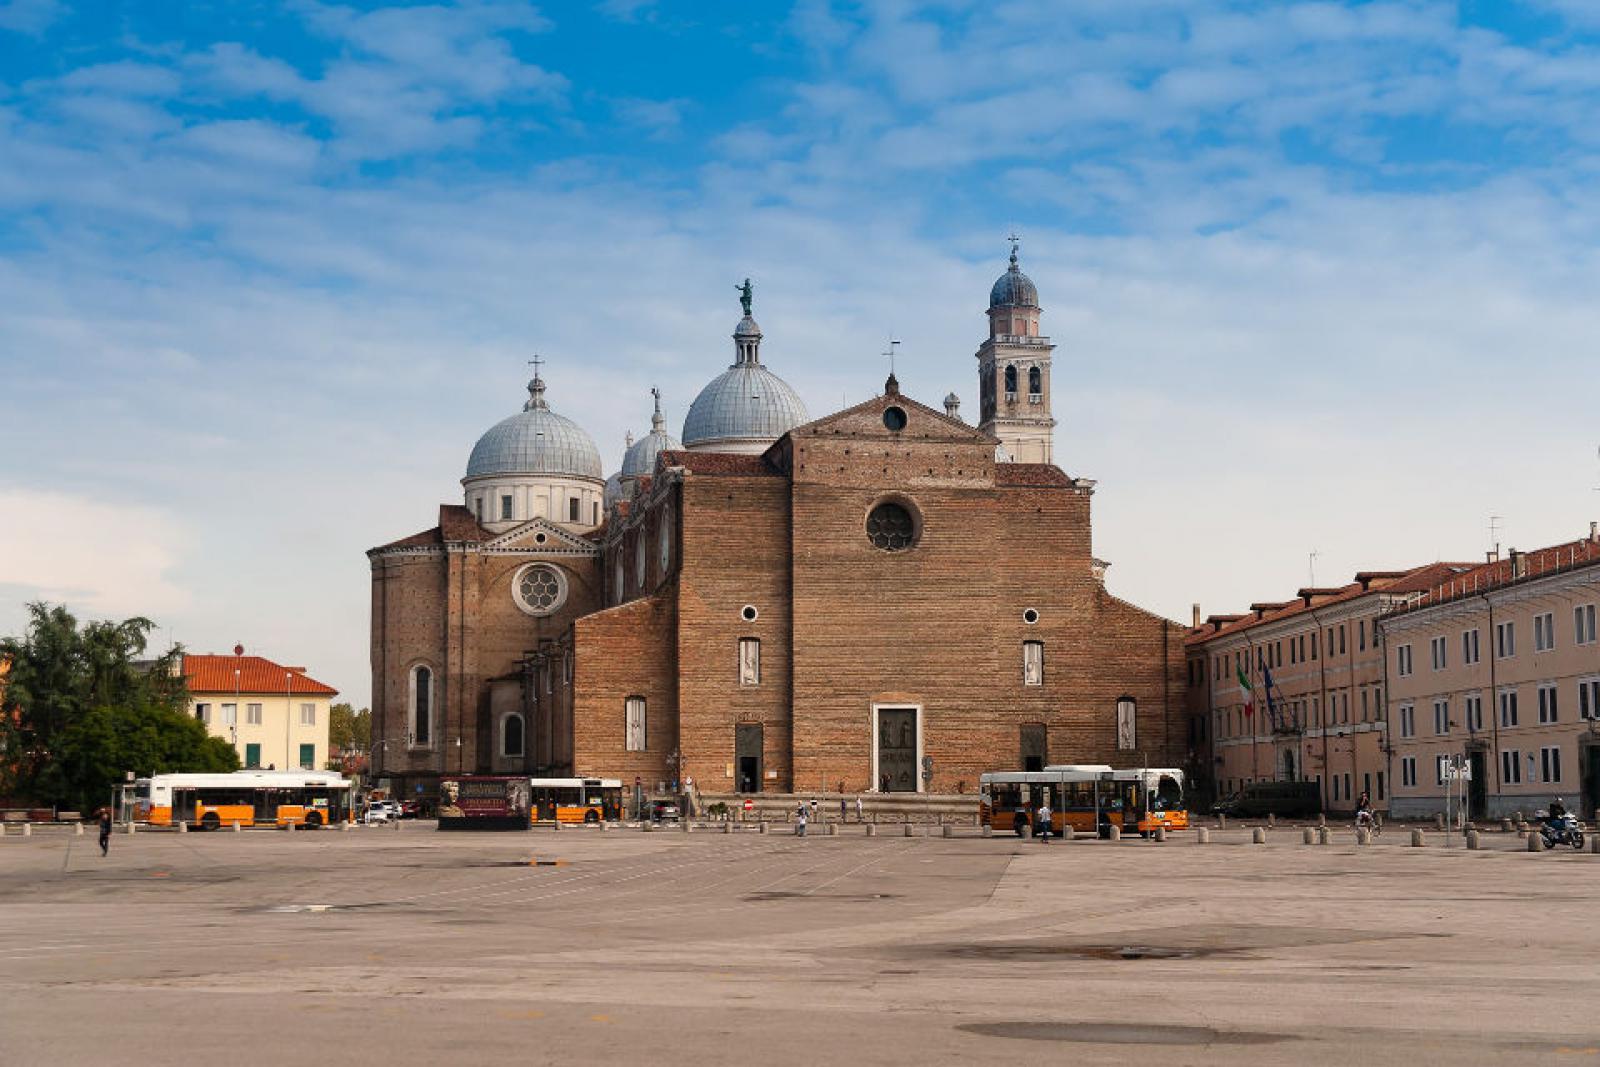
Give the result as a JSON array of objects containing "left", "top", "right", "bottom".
[{"left": 2, "top": 823, "right": 1597, "bottom": 1065}]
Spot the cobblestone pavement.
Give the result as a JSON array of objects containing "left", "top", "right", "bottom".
[{"left": 2, "top": 822, "right": 1596, "bottom": 1066}]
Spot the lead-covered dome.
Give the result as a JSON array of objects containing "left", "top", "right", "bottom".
[
  {"left": 989, "top": 246, "right": 1038, "bottom": 309},
  {"left": 466, "top": 375, "right": 603, "bottom": 480},
  {"left": 683, "top": 288, "right": 809, "bottom": 454},
  {"left": 622, "top": 388, "right": 683, "bottom": 478}
]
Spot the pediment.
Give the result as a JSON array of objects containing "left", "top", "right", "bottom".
[
  {"left": 787, "top": 388, "right": 995, "bottom": 445},
  {"left": 484, "top": 518, "right": 599, "bottom": 556}
]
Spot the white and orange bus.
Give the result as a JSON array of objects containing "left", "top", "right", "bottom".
[
  {"left": 132, "top": 770, "right": 354, "bottom": 829},
  {"left": 980, "top": 765, "right": 1188, "bottom": 837}
]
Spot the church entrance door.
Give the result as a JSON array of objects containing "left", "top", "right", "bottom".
[
  {"left": 736, "top": 724, "right": 763, "bottom": 793},
  {"left": 876, "top": 707, "right": 918, "bottom": 793}
]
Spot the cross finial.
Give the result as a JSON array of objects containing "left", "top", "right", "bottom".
[
  {"left": 881, "top": 337, "right": 901, "bottom": 377},
  {"left": 528, "top": 354, "right": 544, "bottom": 379},
  {"left": 524, "top": 355, "right": 549, "bottom": 411},
  {"left": 1007, "top": 230, "right": 1021, "bottom": 263}
]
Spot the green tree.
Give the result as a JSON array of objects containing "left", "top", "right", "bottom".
[
  {"left": 328, "top": 703, "right": 370, "bottom": 753},
  {"left": 0, "top": 602, "right": 238, "bottom": 812}
]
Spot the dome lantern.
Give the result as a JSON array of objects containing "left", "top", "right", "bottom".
[{"left": 682, "top": 279, "right": 809, "bottom": 455}]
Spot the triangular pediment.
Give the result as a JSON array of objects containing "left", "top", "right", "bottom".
[
  {"left": 484, "top": 517, "right": 599, "bottom": 556},
  {"left": 783, "top": 388, "right": 996, "bottom": 446}
]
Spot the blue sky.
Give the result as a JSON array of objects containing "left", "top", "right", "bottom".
[{"left": 3, "top": 0, "right": 1598, "bottom": 706}]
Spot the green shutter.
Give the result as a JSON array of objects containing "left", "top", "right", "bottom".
[
  {"left": 245, "top": 743, "right": 261, "bottom": 768},
  {"left": 299, "top": 743, "right": 314, "bottom": 769}
]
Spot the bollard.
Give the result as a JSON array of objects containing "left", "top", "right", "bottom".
[
  {"left": 74, "top": 822, "right": 84, "bottom": 836},
  {"left": 904, "top": 823, "right": 915, "bottom": 838},
  {"left": 681, "top": 819, "right": 692, "bottom": 833},
  {"left": 941, "top": 825, "right": 953, "bottom": 838},
  {"left": 1153, "top": 826, "right": 1167, "bottom": 843},
  {"left": 1501, "top": 818, "right": 1514, "bottom": 833},
  {"left": 758, "top": 821, "right": 768, "bottom": 835},
  {"left": 234, "top": 820, "right": 243, "bottom": 832},
  {"left": 722, "top": 821, "right": 732, "bottom": 834},
  {"left": 1356, "top": 827, "right": 1371, "bottom": 846},
  {"left": 1267, "top": 813, "right": 1276, "bottom": 828},
  {"left": 1317, "top": 813, "right": 1327, "bottom": 828},
  {"left": 551, "top": 818, "right": 562, "bottom": 832},
  {"left": 1434, "top": 813, "right": 1445, "bottom": 831},
  {"left": 829, "top": 823, "right": 839, "bottom": 836},
  {"left": 642, "top": 821, "right": 654, "bottom": 832},
  {"left": 599, "top": 820, "right": 611, "bottom": 831},
  {"left": 1060, "top": 824, "right": 1074, "bottom": 842},
  {"left": 1589, "top": 835, "right": 1599, "bottom": 855},
  {"left": 1318, "top": 827, "right": 1331, "bottom": 846},
  {"left": 1251, "top": 827, "right": 1266, "bottom": 844},
  {"left": 285, "top": 820, "right": 295, "bottom": 833},
  {"left": 1196, "top": 827, "right": 1210, "bottom": 844},
  {"left": 126, "top": 821, "right": 136, "bottom": 834},
  {"left": 1528, "top": 831, "right": 1545, "bottom": 853},
  {"left": 178, "top": 820, "right": 187, "bottom": 833},
  {"left": 1517, "top": 822, "right": 1529, "bottom": 837},
  {"left": 1020, "top": 821, "right": 1032, "bottom": 840},
  {"left": 1302, "top": 827, "right": 1315, "bottom": 846},
  {"left": 340, "top": 820, "right": 349, "bottom": 832},
  {"left": 22, "top": 823, "right": 32, "bottom": 838},
  {"left": 1410, "top": 829, "right": 1424, "bottom": 847},
  {"left": 981, "top": 824, "right": 992, "bottom": 838},
  {"left": 1217, "top": 814, "right": 1227, "bottom": 830},
  {"left": 1107, "top": 824, "right": 1121, "bottom": 842},
  {"left": 866, "top": 823, "right": 877, "bottom": 837},
  {"left": 1466, "top": 829, "right": 1480, "bottom": 850}
]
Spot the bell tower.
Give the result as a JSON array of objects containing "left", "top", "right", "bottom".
[{"left": 976, "top": 238, "right": 1055, "bottom": 464}]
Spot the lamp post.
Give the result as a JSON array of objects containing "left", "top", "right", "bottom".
[
  {"left": 285, "top": 672, "right": 293, "bottom": 771},
  {"left": 232, "top": 667, "right": 240, "bottom": 756}
]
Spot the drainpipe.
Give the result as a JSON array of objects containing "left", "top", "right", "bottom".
[
  {"left": 1480, "top": 591, "right": 1501, "bottom": 811},
  {"left": 1310, "top": 606, "right": 1329, "bottom": 811},
  {"left": 1378, "top": 612, "right": 1391, "bottom": 814}
]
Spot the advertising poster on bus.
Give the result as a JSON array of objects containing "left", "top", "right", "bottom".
[{"left": 436, "top": 776, "right": 532, "bottom": 831}]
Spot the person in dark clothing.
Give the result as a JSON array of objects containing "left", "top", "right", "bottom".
[{"left": 97, "top": 809, "right": 112, "bottom": 856}]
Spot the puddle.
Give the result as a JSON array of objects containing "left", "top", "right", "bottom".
[
  {"left": 258, "top": 902, "right": 396, "bottom": 914},
  {"left": 958, "top": 1022, "right": 1293, "bottom": 1046},
  {"left": 942, "top": 943, "right": 1234, "bottom": 961}
]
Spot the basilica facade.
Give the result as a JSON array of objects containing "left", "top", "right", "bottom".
[{"left": 368, "top": 248, "right": 1185, "bottom": 801}]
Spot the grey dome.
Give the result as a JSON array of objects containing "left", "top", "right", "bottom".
[
  {"left": 990, "top": 248, "right": 1038, "bottom": 308},
  {"left": 622, "top": 389, "right": 683, "bottom": 478},
  {"left": 603, "top": 471, "right": 623, "bottom": 506},
  {"left": 683, "top": 363, "right": 809, "bottom": 449},
  {"left": 465, "top": 376, "right": 603, "bottom": 480}
]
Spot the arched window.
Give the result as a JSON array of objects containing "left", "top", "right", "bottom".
[
  {"left": 502, "top": 713, "right": 524, "bottom": 758},
  {"left": 1004, "top": 365, "right": 1017, "bottom": 395},
  {"left": 625, "top": 696, "right": 646, "bottom": 751},
  {"left": 1028, "top": 366, "right": 1041, "bottom": 395},
  {"left": 410, "top": 665, "right": 433, "bottom": 746}
]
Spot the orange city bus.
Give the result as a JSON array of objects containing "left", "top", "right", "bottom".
[
  {"left": 529, "top": 778, "right": 623, "bottom": 825},
  {"left": 980, "top": 765, "right": 1188, "bottom": 838},
  {"left": 132, "top": 770, "right": 353, "bottom": 829}
]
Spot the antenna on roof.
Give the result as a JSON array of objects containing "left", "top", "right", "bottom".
[
  {"left": 1489, "top": 515, "right": 1502, "bottom": 561},
  {"left": 1308, "top": 550, "right": 1319, "bottom": 587}
]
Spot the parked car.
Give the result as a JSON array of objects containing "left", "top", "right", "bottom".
[
  {"left": 364, "top": 801, "right": 400, "bottom": 824},
  {"left": 399, "top": 799, "right": 422, "bottom": 819},
  {"left": 642, "top": 799, "right": 680, "bottom": 823}
]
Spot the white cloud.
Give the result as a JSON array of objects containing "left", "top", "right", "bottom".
[{"left": 0, "top": 0, "right": 62, "bottom": 35}]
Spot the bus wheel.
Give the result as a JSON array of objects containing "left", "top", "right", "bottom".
[
  {"left": 1012, "top": 813, "right": 1029, "bottom": 837},
  {"left": 201, "top": 812, "right": 220, "bottom": 832},
  {"left": 584, "top": 809, "right": 599, "bottom": 824},
  {"left": 304, "top": 811, "right": 323, "bottom": 828}
]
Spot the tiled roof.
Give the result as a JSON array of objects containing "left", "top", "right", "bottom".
[
  {"left": 1386, "top": 535, "right": 1600, "bottom": 616},
  {"left": 658, "top": 450, "right": 779, "bottom": 476},
  {"left": 995, "top": 464, "right": 1075, "bottom": 487},
  {"left": 371, "top": 504, "right": 489, "bottom": 553},
  {"left": 183, "top": 654, "right": 338, "bottom": 696}
]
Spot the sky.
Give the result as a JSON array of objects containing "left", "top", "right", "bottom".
[{"left": 3, "top": 0, "right": 1599, "bottom": 708}]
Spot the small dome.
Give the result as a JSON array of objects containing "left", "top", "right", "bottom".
[
  {"left": 603, "top": 471, "right": 624, "bottom": 506},
  {"left": 990, "top": 247, "right": 1038, "bottom": 309},
  {"left": 683, "top": 364, "right": 809, "bottom": 450},
  {"left": 465, "top": 375, "right": 603, "bottom": 480},
  {"left": 944, "top": 391, "right": 960, "bottom": 406},
  {"left": 622, "top": 388, "right": 682, "bottom": 478}
]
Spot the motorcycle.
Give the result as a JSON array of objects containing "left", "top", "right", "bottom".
[{"left": 1538, "top": 812, "right": 1585, "bottom": 850}]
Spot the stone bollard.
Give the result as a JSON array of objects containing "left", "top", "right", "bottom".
[
  {"left": 1153, "top": 826, "right": 1167, "bottom": 843},
  {"left": 681, "top": 819, "right": 692, "bottom": 833},
  {"left": 1302, "top": 827, "right": 1316, "bottom": 845},
  {"left": 642, "top": 821, "right": 654, "bottom": 832},
  {"left": 758, "top": 821, "right": 767, "bottom": 835},
  {"left": 74, "top": 822, "right": 85, "bottom": 836},
  {"left": 285, "top": 820, "right": 295, "bottom": 833},
  {"left": 1318, "top": 827, "right": 1331, "bottom": 846},
  {"left": 1356, "top": 827, "right": 1371, "bottom": 846},
  {"left": 1466, "top": 830, "right": 1481, "bottom": 850},
  {"left": 904, "top": 823, "right": 916, "bottom": 838},
  {"left": 599, "top": 820, "right": 611, "bottom": 831},
  {"left": 1267, "top": 813, "right": 1276, "bottom": 828},
  {"left": 1020, "top": 821, "right": 1032, "bottom": 840},
  {"left": 941, "top": 825, "right": 953, "bottom": 838},
  {"left": 551, "top": 818, "right": 561, "bottom": 832},
  {"left": 981, "top": 824, "right": 992, "bottom": 838},
  {"left": 829, "top": 823, "right": 840, "bottom": 836},
  {"left": 1217, "top": 814, "right": 1227, "bottom": 830},
  {"left": 1589, "top": 835, "right": 1599, "bottom": 855},
  {"left": 1251, "top": 827, "right": 1266, "bottom": 845},
  {"left": 1528, "top": 831, "right": 1545, "bottom": 853},
  {"left": 1107, "top": 824, "right": 1121, "bottom": 842},
  {"left": 1434, "top": 813, "right": 1445, "bottom": 831},
  {"left": 1196, "top": 827, "right": 1210, "bottom": 844},
  {"left": 178, "top": 820, "right": 187, "bottom": 833},
  {"left": 866, "top": 823, "right": 877, "bottom": 837},
  {"left": 1501, "top": 818, "right": 1514, "bottom": 833},
  {"left": 22, "top": 823, "right": 32, "bottom": 837},
  {"left": 722, "top": 821, "right": 732, "bottom": 834},
  {"left": 340, "top": 820, "right": 349, "bottom": 832},
  {"left": 1060, "top": 824, "right": 1074, "bottom": 842},
  {"left": 125, "top": 821, "right": 136, "bottom": 834},
  {"left": 1409, "top": 829, "right": 1424, "bottom": 847},
  {"left": 234, "top": 820, "right": 243, "bottom": 832},
  {"left": 1318, "top": 813, "right": 1327, "bottom": 828},
  {"left": 1517, "top": 822, "right": 1530, "bottom": 837}
]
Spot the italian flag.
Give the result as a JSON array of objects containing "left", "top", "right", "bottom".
[{"left": 1237, "top": 665, "right": 1255, "bottom": 717}]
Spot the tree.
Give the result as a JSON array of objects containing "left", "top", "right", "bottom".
[
  {"left": 328, "top": 703, "right": 370, "bottom": 753},
  {"left": 0, "top": 602, "right": 238, "bottom": 812}
]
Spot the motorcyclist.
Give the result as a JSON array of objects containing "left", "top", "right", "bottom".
[
  {"left": 1545, "top": 797, "right": 1570, "bottom": 840},
  {"left": 1354, "top": 791, "right": 1374, "bottom": 830}
]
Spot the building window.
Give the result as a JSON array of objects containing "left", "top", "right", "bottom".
[
  {"left": 500, "top": 495, "right": 513, "bottom": 521},
  {"left": 1462, "top": 628, "right": 1480, "bottom": 665},
  {"left": 1537, "top": 683, "right": 1558, "bottom": 724},
  {"left": 625, "top": 696, "right": 646, "bottom": 752},
  {"left": 568, "top": 497, "right": 580, "bottom": 522},
  {"left": 1580, "top": 678, "right": 1600, "bottom": 720},
  {"left": 502, "top": 714, "right": 524, "bottom": 758},
  {"left": 1502, "top": 748, "right": 1522, "bottom": 785},
  {"left": 195, "top": 702, "right": 211, "bottom": 724},
  {"left": 1396, "top": 644, "right": 1413, "bottom": 677},
  {"left": 298, "top": 743, "right": 315, "bottom": 769},
  {"left": 1498, "top": 688, "right": 1519, "bottom": 728},
  {"left": 221, "top": 703, "right": 237, "bottom": 727},
  {"left": 300, "top": 702, "right": 315, "bottom": 726},
  {"left": 245, "top": 743, "right": 261, "bottom": 768},
  {"left": 1401, "top": 757, "right": 1417, "bottom": 788},
  {"left": 1577, "top": 604, "right": 1597, "bottom": 646},
  {"left": 1359, "top": 620, "right": 1366, "bottom": 651},
  {"left": 1022, "top": 640, "right": 1044, "bottom": 686},
  {"left": 1534, "top": 612, "right": 1554, "bottom": 653},
  {"left": 739, "top": 637, "right": 761, "bottom": 686},
  {"left": 1289, "top": 639, "right": 1297, "bottom": 665},
  {"left": 1338, "top": 625, "right": 1346, "bottom": 655},
  {"left": 475, "top": 496, "right": 484, "bottom": 522},
  {"left": 1399, "top": 704, "right": 1415, "bottom": 738},
  {"left": 636, "top": 534, "right": 647, "bottom": 590},
  {"left": 411, "top": 664, "right": 433, "bottom": 746},
  {"left": 564, "top": 649, "right": 573, "bottom": 686},
  {"left": 1027, "top": 366, "right": 1041, "bottom": 395},
  {"left": 592, "top": 501, "right": 600, "bottom": 525},
  {"left": 1465, "top": 692, "right": 1484, "bottom": 732},
  {"left": 1430, "top": 636, "right": 1446, "bottom": 671},
  {"left": 1538, "top": 745, "right": 1562, "bottom": 783},
  {"left": 1433, "top": 699, "right": 1449, "bottom": 735},
  {"left": 1495, "top": 620, "right": 1515, "bottom": 658},
  {"left": 865, "top": 501, "right": 916, "bottom": 551},
  {"left": 1004, "top": 365, "right": 1017, "bottom": 396},
  {"left": 514, "top": 563, "right": 567, "bottom": 616},
  {"left": 247, "top": 702, "right": 262, "bottom": 725},
  {"left": 659, "top": 512, "right": 671, "bottom": 573},
  {"left": 1376, "top": 771, "right": 1385, "bottom": 800}
]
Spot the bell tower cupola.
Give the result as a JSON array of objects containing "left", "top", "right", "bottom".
[{"left": 976, "top": 237, "right": 1056, "bottom": 464}]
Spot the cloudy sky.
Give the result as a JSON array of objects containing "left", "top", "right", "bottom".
[{"left": 3, "top": 0, "right": 1598, "bottom": 706}]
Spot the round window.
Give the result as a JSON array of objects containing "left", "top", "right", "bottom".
[
  {"left": 741, "top": 605, "right": 759, "bottom": 622},
  {"left": 866, "top": 501, "right": 916, "bottom": 551},
  {"left": 882, "top": 405, "right": 907, "bottom": 432},
  {"left": 1023, "top": 608, "right": 1040, "bottom": 625},
  {"left": 514, "top": 563, "right": 567, "bottom": 616}
]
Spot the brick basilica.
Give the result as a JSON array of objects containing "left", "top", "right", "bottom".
[{"left": 368, "top": 246, "right": 1185, "bottom": 803}]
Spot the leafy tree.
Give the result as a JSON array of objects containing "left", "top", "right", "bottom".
[
  {"left": 0, "top": 602, "right": 238, "bottom": 812},
  {"left": 328, "top": 702, "right": 371, "bottom": 753}
]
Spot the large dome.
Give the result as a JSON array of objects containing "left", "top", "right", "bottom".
[
  {"left": 989, "top": 247, "right": 1038, "bottom": 309},
  {"left": 683, "top": 363, "right": 808, "bottom": 450},
  {"left": 465, "top": 376, "right": 603, "bottom": 480}
]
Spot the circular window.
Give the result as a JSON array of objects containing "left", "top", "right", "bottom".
[
  {"left": 882, "top": 406, "right": 907, "bottom": 432},
  {"left": 534, "top": 532, "right": 547, "bottom": 545},
  {"left": 1023, "top": 608, "right": 1040, "bottom": 625},
  {"left": 741, "top": 605, "right": 759, "bottom": 622},
  {"left": 513, "top": 563, "right": 567, "bottom": 616},
  {"left": 866, "top": 501, "right": 916, "bottom": 551}
]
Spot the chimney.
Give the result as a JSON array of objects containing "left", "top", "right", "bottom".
[
  {"left": 1191, "top": 603, "right": 1202, "bottom": 628},
  {"left": 1590, "top": 521, "right": 1597, "bottom": 542},
  {"left": 1509, "top": 549, "right": 1526, "bottom": 579}
]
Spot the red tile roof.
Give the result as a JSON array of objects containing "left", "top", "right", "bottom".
[
  {"left": 183, "top": 654, "right": 338, "bottom": 696},
  {"left": 658, "top": 450, "right": 779, "bottom": 476},
  {"left": 1386, "top": 535, "right": 1600, "bottom": 617},
  {"left": 995, "top": 464, "right": 1075, "bottom": 487}
]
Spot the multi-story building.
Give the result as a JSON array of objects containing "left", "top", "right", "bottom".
[
  {"left": 1381, "top": 527, "right": 1600, "bottom": 819},
  {"left": 182, "top": 652, "right": 337, "bottom": 772},
  {"left": 1187, "top": 563, "right": 1466, "bottom": 815}
]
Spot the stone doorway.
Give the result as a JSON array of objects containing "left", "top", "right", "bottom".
[
  {"left": 735, "top": 723, "right": 763, "bottom": 793},
  {"left": 875, "top": 706, "right": 919, "bottom": 793}
]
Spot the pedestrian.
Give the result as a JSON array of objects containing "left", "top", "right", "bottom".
[
  {"left": 840, "top": 796, "right": 848, "bottom": 822},
  {"left": 97, "top": 808, "right": 112, "bottom": 857},
  {"left": 795, "top": 802, "right": 808, "bottom": 837},
  {"left": 1037, "top": 799, "right": 1052, "bottom": 845},
  {"left": 809, "top": 798, "right": 819, "bottom": 825},
  {"left": 855, "top": 795, "right": 864, "bottom": 823}
]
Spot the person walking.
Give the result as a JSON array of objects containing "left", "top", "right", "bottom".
[
  {"left": 1036, "top": 799, "right": 1052, "bottom": 844},
  {"left": 855, "top": 795, "right": 864, "bottom": 824},
  {"left": 795, "top": 802, "right": 808, "bottom": 837},
  {"left": 840, "top": 796, "right": 848, "bottom": 823},
  {"left": 97, "top": 808, "right": 112, "bottom": 857}
]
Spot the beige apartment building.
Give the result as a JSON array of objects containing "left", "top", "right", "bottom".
[
  {"left": 182, "top": 652, "right": 338, "bottom": 772},
  {"left": 1188, "top": 563, "right": 1465, "bottom": 815},
  {"left": 1381, "top": 529, "right": 1600, "bottom": 819}
]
